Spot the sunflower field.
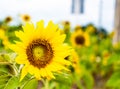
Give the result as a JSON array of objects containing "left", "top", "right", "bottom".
[{"left": 0, "top": 15, "right": 120, "bottom": 89}]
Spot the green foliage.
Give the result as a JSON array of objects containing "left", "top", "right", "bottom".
[
  {"left": 4, "top": 76, "right": 19, "bottom": 89},
  {"left": 108, "top": 53, "right": 120, "bottom": 65},
  {"left": 0, "top": 19, "right": 120, "bottom": 89},
  {"left": 22, "top": 78, "right": 38, "bottom": 89},
  {"left": 106, "top": 71, "right": 120, "bottom": 89},
  {"left": 0, "top": 74, "right": 11, "bottom": 89},
  {"left": 53, "top": 72, "right": 72, "bottom": 85}
]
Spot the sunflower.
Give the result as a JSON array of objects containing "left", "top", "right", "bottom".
[
  {"left": 21, "top": 14, "right": 31, "bottom": 22},
  {"left": 109, "top": 31, "right": 115, "bottom": 38},
  {"left": 2, "top": 37, "right": 10, "bottom": 48},
  {"left": 74, "top": 25, "right": 82, "bottom": 32},
  {"left": 86, "top": 25, "right": 96, "bottom": 34},
  {"left": 102, "top": 50, "right": 110, "bottom": 66},
  {"left": 0, "top": 29, "right": 5, "bottom": 39},
  {"left": 4, "top": 16, "right": 12, "bottom": 23},
  {"left": 70, "top": 30, "right": 90, "bottom": 48},
  {"left": 0, "top": 29, "right": 10, "bottom": 48},
  {"left": 71, "top": 50, "right": 81, "bottom": 74},
  {"left": 63, "top": 21, "right": 70, "bottom": 33},
  {"left": 9, "top": 20, "right": 71, "bottom": 81},
  {"left": 90, "top": 54, "right": 96, "bottom": 63},
  {"left": 113, "top": 43, "right": 120, "bottom": 51}
]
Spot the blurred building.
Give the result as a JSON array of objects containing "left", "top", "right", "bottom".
[
  {"left": 113, "top": 0, "right": 120, "bottom": 44},
  {"left": 0, "top": 0, "right": 115, "bottom": 32},
  {"left": 71, "top": 0, "right": 84, "bottom": 14},
  {"left": 70, "top": 0, "right": 115, "bottom": 32}
]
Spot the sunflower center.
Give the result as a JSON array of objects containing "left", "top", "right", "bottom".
[
  {"left": 26, "top": 39, "right": 53, "bottom": 68},
  {"left": 5, "top": 17, "right": 12, "bottom": 23},
  {"left": 75, "top": 35, "right": 85, "bottom": 45},
  {"left": 33, "top": 46, "right": 45, "bottom": 61},
  {"left": 24, "top": 16, "right": 29, "bottom": 21}
]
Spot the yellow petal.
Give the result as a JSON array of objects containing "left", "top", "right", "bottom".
[
  {"left": 54, "top": 45, "right": 71, "bottom": 58},
  {"left": 8, "top": 44, "right": 25, "bottom": 54},
  {"left": 36, "top": 20, "right": 44, "bottom": 30},
  {"left": 53, "top": 57, "right": 71, "bottom": 65},
  {"left": 50, "top": 34, "right": 66, "bottom": 46},
  {"left": 22, "top": 22, "right": 35, "bottom": 33},
  {"left": 50, "top": 62, "right": 69, "bottom": 71},
  {"left": 34, "top": 68, "right": 41, "bottom": 80},
  {"left": 39, "top": 68, "right": 47, "bottom": 77},
  {"left": 20, "top": 66, "right": 28, "bottom": 81},
  {"left": 15, "top": 55, "right": 27, "bottom": 64},
  {"left": 45, "top": 21, "right": 54, "bottom": 30},
  {"left": 45, "top": 67, "right": 55, "bottom": 79},
  {"left": 28, "top": 65, "right": 34, "bottom": 75}
]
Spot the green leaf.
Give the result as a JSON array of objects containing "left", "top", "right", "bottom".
[
  {"left": 0, "top": 78, "right": 8, "bottom": 85},
  {"left": 22, "top": 78, "right": 38, "bottom": 89},
  {"left": 7, "top": 53, "right": 16, "bottom": 61},
  {"left": 0, "top": 55, "right": 5, "bottom": 62},
  {"left": 18, "top": 74, "right": 32, "bottom": 87},
  {"left": 0, "top": 74, "right": 11, "bottom": 85},
  {"left": 0, "top": 84, "right": 5, "bottom": 89},
  {"left": 0, "top": 65, "right": 15, "bottom": 75},
  {"left": 53, "top": 72, "right": 72, "bottom": 85},
  {"left": 0, "top": 74, "right": 11, "bottom": 79},
  {"left": 4, "top": 76, "right": 19, "bottom": 89},
  {"left": 82, "top": 73, "right": 94, "bottom": 89},
  {"left": 106, "top": 71, "right": 120, "bottom": 88},
  {"left": 0, "top": 65, "right": 10, "bottom": 73},
  {"left": 108, "top": 53, "right": 120, "bottom": 64}
]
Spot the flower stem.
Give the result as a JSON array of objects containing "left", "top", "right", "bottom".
[
  {"left": 37, "top": 80, "right": 44, "bottom": 89},
  {"left": 44, "top": 79, "right": 49, "bottom": 89}
]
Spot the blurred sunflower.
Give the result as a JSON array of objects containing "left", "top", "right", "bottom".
[
  {"left": 63, "top": 21, "right": 70, "bottom": 33},
  {"left": 90, "top": 54, "right": 96, "bottom": 63},
  {"left": 102, "top": 50, "right": 111, "bottom": 66},
  {"left": 113, "top": 43, "right": 120, "bottom": 51},
  {"left": 0, "top": 29, "right": 5, "bottom": 39},
  {"left": 9, "top": 20, "right": 71, "bottom": 81},
  {"left": 71, "top": 50, "right": 81, "bottom": 74},
  {"left": 0, "top": 29, "right": 10, "bottom": 48},
  {"left": 74, "top": 25, "right": 82, "bottom": 32},
  {"left": 4, "top": 16, "right": 12, "bottom": 23},
  {"left": 108, "top": 31, "right": 115, "bottom": 38},
  {"left": 70, "top": 30, "right": 90, "bottom": 48},
  {"left": 86, "top": 24, "right": 96, "bottom": 34},
  {"left": 2, "top": 37, "right": 10, "bottom": 48},
  {"left": 21, "top": 14, "right": 31, "bottom": 22}
]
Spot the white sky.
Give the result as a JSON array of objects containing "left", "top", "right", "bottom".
[{"left": 0, "top": 0, "right": 115, "bottom": 32}]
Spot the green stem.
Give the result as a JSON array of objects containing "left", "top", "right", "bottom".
[
  {"left": 13, "top": 63, "right": 19, "bottom": 76},
  {"left": 0, "top": 62, "right": 12, "bottom": 65},
  {"left": 37, "top": 80, "right": 44, "bottom": 89},
  {"left": 44, "top": 79, "right": 49, "bottom": 89}
]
